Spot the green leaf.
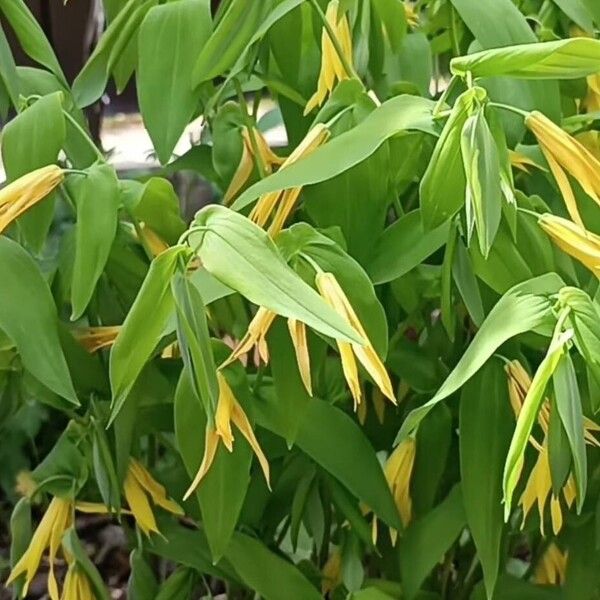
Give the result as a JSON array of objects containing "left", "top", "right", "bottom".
[
  {"left": 91, "top": 415, "right": 121, "bottom": 511},
  {"left": 371, "top": 0, "right": 407, "bottom": 52},
  {"left": 73, "top": 0, "right": 154, "bottom": 108},
  {"left": 156, "top": 567, "right": 196, "bottom": 600},
  {"left": 0, "top": 24, "right": 19, "bottom": 109},
  {"left": 172, "top": 273, "right": 219, "bottom": 422},
  {"left": 138, "top": 0, "right": 211, "bottom": 164},
  {"left": 553, "top": 352, "right": 587, "bottom": 512},
  {"left": 0, "top": 0, "right": 66, "bottom": 85},
  {"left": 232, "top": 95, "right": 437, "bottom": 211},
  {"left": 62, "top": 528, "right": 110, "bottom": 600},
  {"left": 551, "top": 0, "right": 594, "bottom": 32},
  {"left": 453, "top": 236, "right": 485, "bottom": 327},
  {"left": 367, "top": 209, "right": 450, "bottom": 284},
  {"left": 460, "top": 359, "right": 512, "bottom": 600},
  {"left": 1, "top": 92, "right": 65, "bottom": 250},
  {"left": 451, "top": 38, "right": 600, "bottom": 80},
  {"left": 420, "top": 88, "right": 483, "bottom": 230},
  {"left": 0, "top": 237, "right": 77, "bottom": 404},
  {"left": 460, "top": 108, "right": 502, "bottom": 257},
  {"left": 398, "top": 273, "right": 564, "bottom": 440},
  {"left": 128, "top": 549, "right": 158, "bottom": 600},
  {"left": 503, "top": 329, "right": 573, "bottom": 517},
  {"left": 191, "top": 0, "right": 265, "bottom": 85},
  {"left": 399, "top": 485, "right": 466, "bottom": 600},
  {"left": 71, "top": 163, "right": 120, "bottom": 320},
  {"left": 548, "top": 395, "right": 572, "bottom": 495},
  {"left": 9, "top": 498, "right": 31, "bottom": 598},
  {"left": 255, "top": 391, "right": 402, "bottom": 530},
  {"left": 189, "top": 205, "right": 363, "bottom": 344},
  {"left": 109, "top": 246, "right": 184, "bottom": 420}
]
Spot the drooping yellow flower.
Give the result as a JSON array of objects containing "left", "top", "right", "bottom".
[
  {"left": 74, "top": 326, "right": 121, "bottom": 352},
  {"left": 141, "top": 225, "right": 170, "bottom": 257},
  {"left": 526, "top": 111, "right": 600, "bottom": 226},
  {"left": 357, "top": 387, "right": 386, "bottom": 426},
  {"left": 385, "top": 437, "right": 416, "bottom": 544},
  {"left": 222, "top": 308, "right": 313, "bottom": 396},
  {"left": 6, "top": 496, "right": 73, "bottom": 600},
  {"left": 184, "top": 372, "right": 270, "bottom": 499},
  {"left": 404, "top": 2, "right": 419, "bottom": 28},
  {"left": 223, "top": 127, "right": 284, "bottom": 205},
  {"left": 577, "top": 130, "right": 600, "bottom": 162},
  {"left": 316, "top": 271, "right": 395, "bottom": 409},
  {"left": 61, "top": 562, "right": 96, "bottom": 600},
  {"left": 538, "top": 214, "right": 600, "bottom": 277},
  {"left": 321, "top": 548, "right": 342, "bottom": 594},
  {"left": 584, "top": 73, "right": 600, "bottom": 113},
  {"left": 0, "top": 165, "right": 64, "bottom": 234},
  {"left": 508, "top": 149, "right": 545, "bottom": 174},
  {"left": 534, "top": 542, "right": 568, "bottom": 586},
  {"left": 305, "top": 0, "right": 354, "bottom": 114},
  {"left": 249, "top": 124, "right": 330, "bottom": 236},
  {"left": 123, "top": 458, "right": 184, "bottom": 536},
  {"left": 506, "top": 360, "right": 599, "bottom": 535}
]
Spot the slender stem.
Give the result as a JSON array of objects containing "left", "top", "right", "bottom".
[
  {"left": 62, "top": 109, "right": 105, "bottom": 162},
  {"left": 234, "top": 79, "right": 267, "bottom": 179},
  {"left": 308, "top": 0, "right": 361, "bottom": 83},
  {"left": 489, "top": 101, "right": 530, "bottom": 119}
]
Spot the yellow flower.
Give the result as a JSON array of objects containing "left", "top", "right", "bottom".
[
  {"left": 250, "top": 124, "right": 330, "bottom": 236},
  {"left": 525, "top": 111, "right": 600, "bottom": 226},
  {"left": 6, "top": 497, "right": 73, "bottom": 600},
  {"left": 538, "top": 214, "right": 600, "bottom": 277},
  {"left": 223, "top": 127, "right": 284, "bottom": 205},
  {"left": 534, "top": 542, "right": 568, "bottom": 586},
  {"left": 508, "top": 149, "right": 545, "bottom": 174},
  {"left": 584, "top": 73, "right": 600, "bottom": 113},
  {"left": 404, "top": 2, "right": 419, "bottom": 28},
  {"left": 61, "top": 563, "right": 96, "bottom": 600},
  {"left": 0, "top": 165, "right": 64, "bottom": 234},
  {"left": 321, "top": 548, "right": 342, "bottom": 594},
  {"left": 506, "top": 360, "right": 599, "bottom": 535},
  {"left": 357, "top": 388, "right": 386, "bottom": 426},
  {"left": 305, "top": 1, "right": 354, "bottom": 114},
  {"left": 315, "top": 272, "right": 395, "bottom": 409},
  {"left": 141, "top": 225, "right": 170, "bottom": 257},
  {"left": 123, "top": 458, "right": 184, "bottom": 536},
  {"left": 385, "top": 437, "right": 416, "bottom": 543},
  {"left": 184, "top": 372, "right": 270, "bottom": 499},
  {"left": 222, "top": 308, "right": 313, "bottom": 396},
  {"left": 74, "top": 326, "right": 121, "bottom": 352}
]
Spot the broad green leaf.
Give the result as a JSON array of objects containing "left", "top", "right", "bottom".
[
  {"left": 109, "top": 246, "right": 185, "bottom": 420},
  {"left": 189, "top": 205, "right": 363, "bottom": 344},
  {"left": 548, "top": 395, "right": 572, "bottom": 495},
  {"left": 503, "top": 329, "right": 573, "bottom": 517},
  {"left": 128, "top": 549, "right": 158, "bottom": 600},
  {"left": 367, "top": 209, "right": 449, "bottom": 284},
  {"left": 155, "top": 567, "right": 195, "bottom": 600},
  {"left": 371, "top": 0, "right": 407, "bottom": 52},
  {"left": 189, "top": 268, "right": 234, "bottom": 305},
  {"left": 232, "top": 95, "right": 437, "bottom": 211},
  {"left": 1, "top": 92, "right": 65, "bottom": 250},
  {"left": 460, "top": 360, "right": 512, "bottom": 599},
  {"left": 9, "top": 499, "right": 31, "bottom": 599},
  {"left": 453, "top": 236, "right": 485, "bottom": 327},
  {"left": 0, "top": 237, "right": 77, "bottom": 405},
  {"left": 255, "top": 390, "right": 402, "bottom": 530},
  {"left": 460, "top": 108, "right": 502, "bottom": 257},
  {"left": 0, "top": 0, "right": 66, "bottom": 85},
  {"left": 398, "top": 274, "right": 564, "bottom": 440},
  {"left": 420, "top": 88, "right": 484, "bottom": 230},
  {"left": 191, "top": 0, "right": 266, "bottom": 85},
  {"left": 62, "top": 528, "right": 110, "bottom": 600},
  {"left": 553, "top": 353, "right": 587, "bottom": 512},
  {"left": 91, "top": 415, "right": 121, "bottom": 511},
  {"left": 551, "top": 0, "right": 594, "bottom": 32},
  {"left": 172, "top": 274, "right": 219, "bottom": 421},
  {"left": 0, "top": 24, "right": 19, "bottom": 109},
  {"left": 138, "top": 0, "right": 211, "bottom": 164},
  {"left": 71, "top": 163, "right": 120, "bottom": 320},
  {"left": 399, "top": 485, "right": 466, "bottom": 600},
  {"left": 73, "top": 0, "right": 154, "bottom": 108},
  {"left": 471, "top": 575, "right": 563, "bottom": 600},
  {"left": 451, "top": 39, "right": 600, "bottom": 80}
]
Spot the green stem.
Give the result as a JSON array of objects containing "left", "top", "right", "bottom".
[
  {"left": 308, "top": 0, "right": 361, "bottom": 83},
  {"left": 489, "top": 101, "right": 530, "bottom": 119},
  {"left": 234, "top": 79, "right": 267, "bottom": 180}
]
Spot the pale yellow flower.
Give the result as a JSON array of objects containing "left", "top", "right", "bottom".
[
  {"left": 321, "top": 548, "right": 342, "bottom": 594},
  {"left": 141, "top": 225, "right": 169, "bottom": 257},
  {"left": 6, "top": 497, "right": 73, "bottom": 600},
  {"left": 305, "top": 1, "right": 354, "bottom": 114},
  {"left": 508, "top": 149, "right": 545, "bottom": 174},
  {"left": 223, "top": 127, "right": 284, "bottom": 205},
  {"left": 250, "top": 124, "right": 330, "bottom": 236},
  {"left": 122, "top": 458, "right": 184, "bottom": 536},
  {"left": 404, "top": 2, "right": 419, "bottom": 28},
  {"left": 61, "top": 563, "right": 96, "bottom": 600},
  {"left": 584, "top": 73, "right": 600, "bottom": 113},
  {"left": 526, "top": 111, "right": 600, "bottom": 226},
  {"left": 184, "top": 372, "right": 270, "bottom": 499},
  {"left": 316, "top": 272, "right": 395, "bottom": 409},
  {"left": 538, "top": 214, "right": 600, "bottom": 277},
  {"left": 534, "top": 542, "right": 568, "bottom": 586},
  {"left": 288, "top": 318, "right": 312, "bottom": 396},
  {"left": 0, "top": 165, "right": 64, "bottom": 234},
  {"left": 385, "top": 437, "right": 416, "bottom": 543},
  {"left": 74, "top": 326, "right": 121, "bottom": 352}
]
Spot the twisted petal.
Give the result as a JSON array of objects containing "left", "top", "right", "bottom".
[
  {"left": 74, "top": 326, "right": 121, "bottom": 353},
  {"left": 288, "top": 318, "right": 313, "bottom": 396},
  {"left": 183, "top": 426, "right": 219, "bottom": 500},
  {"left": 123, "top": 469, "right": 159, "bottom": 536},
  {"left": 129, "top": 458, "right": 184, "bottom": 516}
]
